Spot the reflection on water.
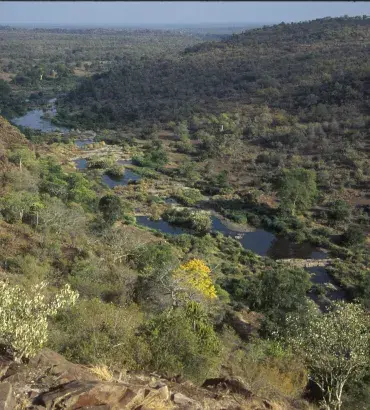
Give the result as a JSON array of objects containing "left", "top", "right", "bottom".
[
  {"left": 12, "top": 99, "right": 69, "bottom": 133},
  {"left": 74, "top": 158, "right": 88, "bottom": 170},
  {"left": 102, "top": 169, "right": 141, "bottom": 188},
  {"left": 136, "top": 216, "right": 186, "bottom": 235},
  {"left": 75, "top": 139, "right": 94, "bottom": 148},
  {"left": 74, "top": 158, "right": 141, "bottom": 187},
  {"left": 307, "top": 266, "right": 347, "bottom": 307}
]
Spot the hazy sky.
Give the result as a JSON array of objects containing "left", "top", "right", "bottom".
[{"left": 1, "top": 1, "right": 369, "bottom": 27}]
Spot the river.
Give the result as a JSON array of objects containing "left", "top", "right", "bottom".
[
  {"left": 13, "top": 102, "right": 346, "bottom": 303},
  {"left": 11, "top": 98, "right": 69, "bottom": 133}
]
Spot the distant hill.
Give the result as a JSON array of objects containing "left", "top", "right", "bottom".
[{"left": 58, "top": 16, "right": 370, "bottom": 128}]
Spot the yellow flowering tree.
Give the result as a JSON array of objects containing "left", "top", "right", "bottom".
[{"left": 172, "top": 259, "right": 217, "bottom": 301}]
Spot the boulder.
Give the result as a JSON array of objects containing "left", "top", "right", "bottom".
[
  {"left": 202, "top": 377, "right": 252, "bottom": 399},
  {"left": 0, "top": 382, "right": 15, "bottom": 410},
  {"left": 172, "top": 392, "right": 200, "bottom": 409},
  {"left": 29, "top": 349, "right": 99, "bottom": 383},
  {"left": 35, "top": 380, "right": 171, "bottom": 410}
]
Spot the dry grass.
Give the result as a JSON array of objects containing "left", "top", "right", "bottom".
[{"left": 90, "top": 364, "right": 114, "bottom": 382}]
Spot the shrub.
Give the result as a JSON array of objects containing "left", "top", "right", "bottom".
[
  {"left": 327, "top": 200, "right": 351, "bottom": 223},
  {"left": 98, "top": 194, "right": 123, "bottom": 224},
  {"left": 0, "top": 281, "right": 78, "bottom": 361},
  {"left": 87, "top": 155, "right": 116, "bottom": 169},
  {"left": 49, "top": 299, "right": 148, "bottom": 371},
  {"left": 163, "top": 208, "right": 212, "bottom": 234},
  {"left": 341, "top": 225, "right": 366, "bottom": 247},
  {"left": 105, "top": 165, "right": 124, "bottom": 178},
  {"left": 173, "top": 188, "right": 204, "bottom": 206},
  {"left": 140, "top": 304, "right": 221, "bottom": 383}
]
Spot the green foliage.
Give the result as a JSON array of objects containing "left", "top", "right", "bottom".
[
  {"left": 327, "top": 200, "right": 351, "bottom": 223},
  {"left": 0, "top": 191, "right": 40, "bottom": 223},
  {"left": 140, "top": 304, "right": 221, "bottom": 383},
  {"left": 0, "top": 281, "right": 78, "bottom": 361},
  {"left": 173, "top": 188, "right": 204, "bottom": 206},
  {"left": 287, "top": 302, "right": 370, "bottom": 410},
  {"left": 341, "top": 225, "right": 366, "bottom": 247},
  {"left": 8, "top": 147, "right": 38, "bottom": 171},
  {"left": 277, "top": 168, "right": 317, "bottom": 216},
  {"left": 49, "top": 299, "right": 147, "bottom": 371},
  {"left": 98, "top": 194, "right": 123, "bottom": 224},
  {"left": 163, "top": 208, "right": 212, "bottom": 234},
  {"left": 133, "top": 146, "right": 168, "bottom": 169},
  {"left": 87, "top": 155, "right": 115, "bottom": 169},
  {"left": 224, "top": 264, "right": 312, "bottom": 329},
  {"left": 133, "top": 243, "right": 178, "bottom": 277}
]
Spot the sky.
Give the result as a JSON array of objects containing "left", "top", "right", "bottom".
[{"left": 1, "top": 1, "right": 369, "bottom": 28}]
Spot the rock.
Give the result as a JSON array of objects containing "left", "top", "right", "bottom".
[
  {"left": 172, "top": 392, "right": 198, "bottom": 408},
  {"left": 157, "top": 385, "right": 170, "bottom": 401},
  {"left": 0, "top": 382, "right": 15, "bottom": 410},
  {"left": 34, "top": 380, "right": 162, "bottom": 410},
  {"left": 29, "top": 349, "right": 99, "bottom": 383},
  {"left": 202, "top": 377, "right": 252, "bottom": 399}
]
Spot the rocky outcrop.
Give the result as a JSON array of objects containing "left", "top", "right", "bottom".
[
  {"left": 0, "top": 382, "right": 15, "bottom": 410},
  {"left": 0, "top": 348, "right": 305, "bottom": 409}
]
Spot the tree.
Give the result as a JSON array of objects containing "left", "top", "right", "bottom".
[
  {"left": 287, "top": 302, "right": 370, "bottom": 410},
  {"left": 277, "top": 168, "right": 317, "bottom": 215},
  {"left": 98, "top": 194, "right": 122, "bottom": 224},
  {"left": 0, "top": 281, "right": 78, "bottom": 361},
  {"left": 172, "top": 259, "right": 217, "bottom": 302},
  {"left": 327, "top": 200, "right": 351, "bottom": 223},
  {"left": 0, "top": 191, "right": 40, "bottom": 223},
  {"left": 341, "top": 225, "right": 366, "bottom": 247},
  {"left": 141, "top": 303, "right": 221, "bottom": 383}
]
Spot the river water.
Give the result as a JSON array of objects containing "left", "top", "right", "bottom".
[
  {"left": 11, "top": 98, "right": 69, "bottom": 133},
  {"left": 13, "top": 103, "right": 345, "bottom": 302}
]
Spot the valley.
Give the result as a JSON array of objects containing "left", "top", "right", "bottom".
[{"left": 0, "top": 15, "right": 369, "bottom": 410}]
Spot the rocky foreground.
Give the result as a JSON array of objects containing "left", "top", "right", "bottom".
[{"left": 0, "top": 349, "right": 308, "bottom": 410}]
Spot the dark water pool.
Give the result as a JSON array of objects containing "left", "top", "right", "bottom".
[
  {"left": 12, "top": 99, "right": 69, "bottom": 133},
  {"left": 136, "top": 216, "right": 186, "bottom": 235},
  {"left": 75, "top": 139, "right": 94, "bottom": 148},
  {"left": 102, "top": 169, "right": 141, "bottom": 188},
  {"left": 74, "top": 158, "right": 141, "bottom": 187},
  {"left": 137, "top": 212, "right": 325, "bottom": 260},
  {"left": 74, "top": 158, "right": 88, "bottom": 170}
]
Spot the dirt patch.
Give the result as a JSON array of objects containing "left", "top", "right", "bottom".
[{"left": 0, "top": 72, "right": 13, "bottom": 82}]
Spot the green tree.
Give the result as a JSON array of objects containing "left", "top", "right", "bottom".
[
  {"left": 0, "top": 281, "right": 78, "bottom": 362},
  {"left": 0, "top": 191, "right": 40, "bottom": 223},
  {"left": 327, "top": 200, "right": 351, "bottom": 223},
  {"left": 141, "top": 303, "right": 221, "bottom": 383},
  {"left": 341, "top": 225, "right": 366, "bottom": 247},
  {"left": 287, "top": 302, "right": 370, "bottom": 410},
  {"left": 98, "top": 194, "right": 122, "bottom": 224},
  {"left": 277, "top": 168, "right": 317, "bottom": 215}
]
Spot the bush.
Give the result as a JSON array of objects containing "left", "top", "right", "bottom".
[
  {"left": 132, "top": 146, "right": 168, "bottom": 170},
  {"left": 87, "top": 155, "right": 115, "bottom": 169},
  {"left": 49, "top": 299, "right": 148, "bottom": 371},
  {"left": 163, "top": 208, "right": 212, "bottom": 234},
  {"left": 104, "top": 165, "right": 124, "bottom": 178},
  {"left": 0, "top": 281, "right": 78, "bottom": 361},
  {"left": 341, "top": 225, "right": 366, "bottom": 247},
  {"left": 98, "top": 194, "right": 123, "bottom": 224},
  {"left": 173, "top": 188, "right": 204, "bottom": 206},
  {"left": 139, "top": 304, "right": 221, "bottom": 383},
  {"left": 327, "top": 199, "right": 351, "bottom": 223}
]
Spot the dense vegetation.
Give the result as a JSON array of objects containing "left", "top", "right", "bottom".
[
  {"left": 59, "top": 16, "right": 370, "bottom": 127},
  {"left": 0, "top": 16, "right": 369, "bottom": 410},
  {"left": 0, "top": 26, "right": 212, "bottom": 117}
]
